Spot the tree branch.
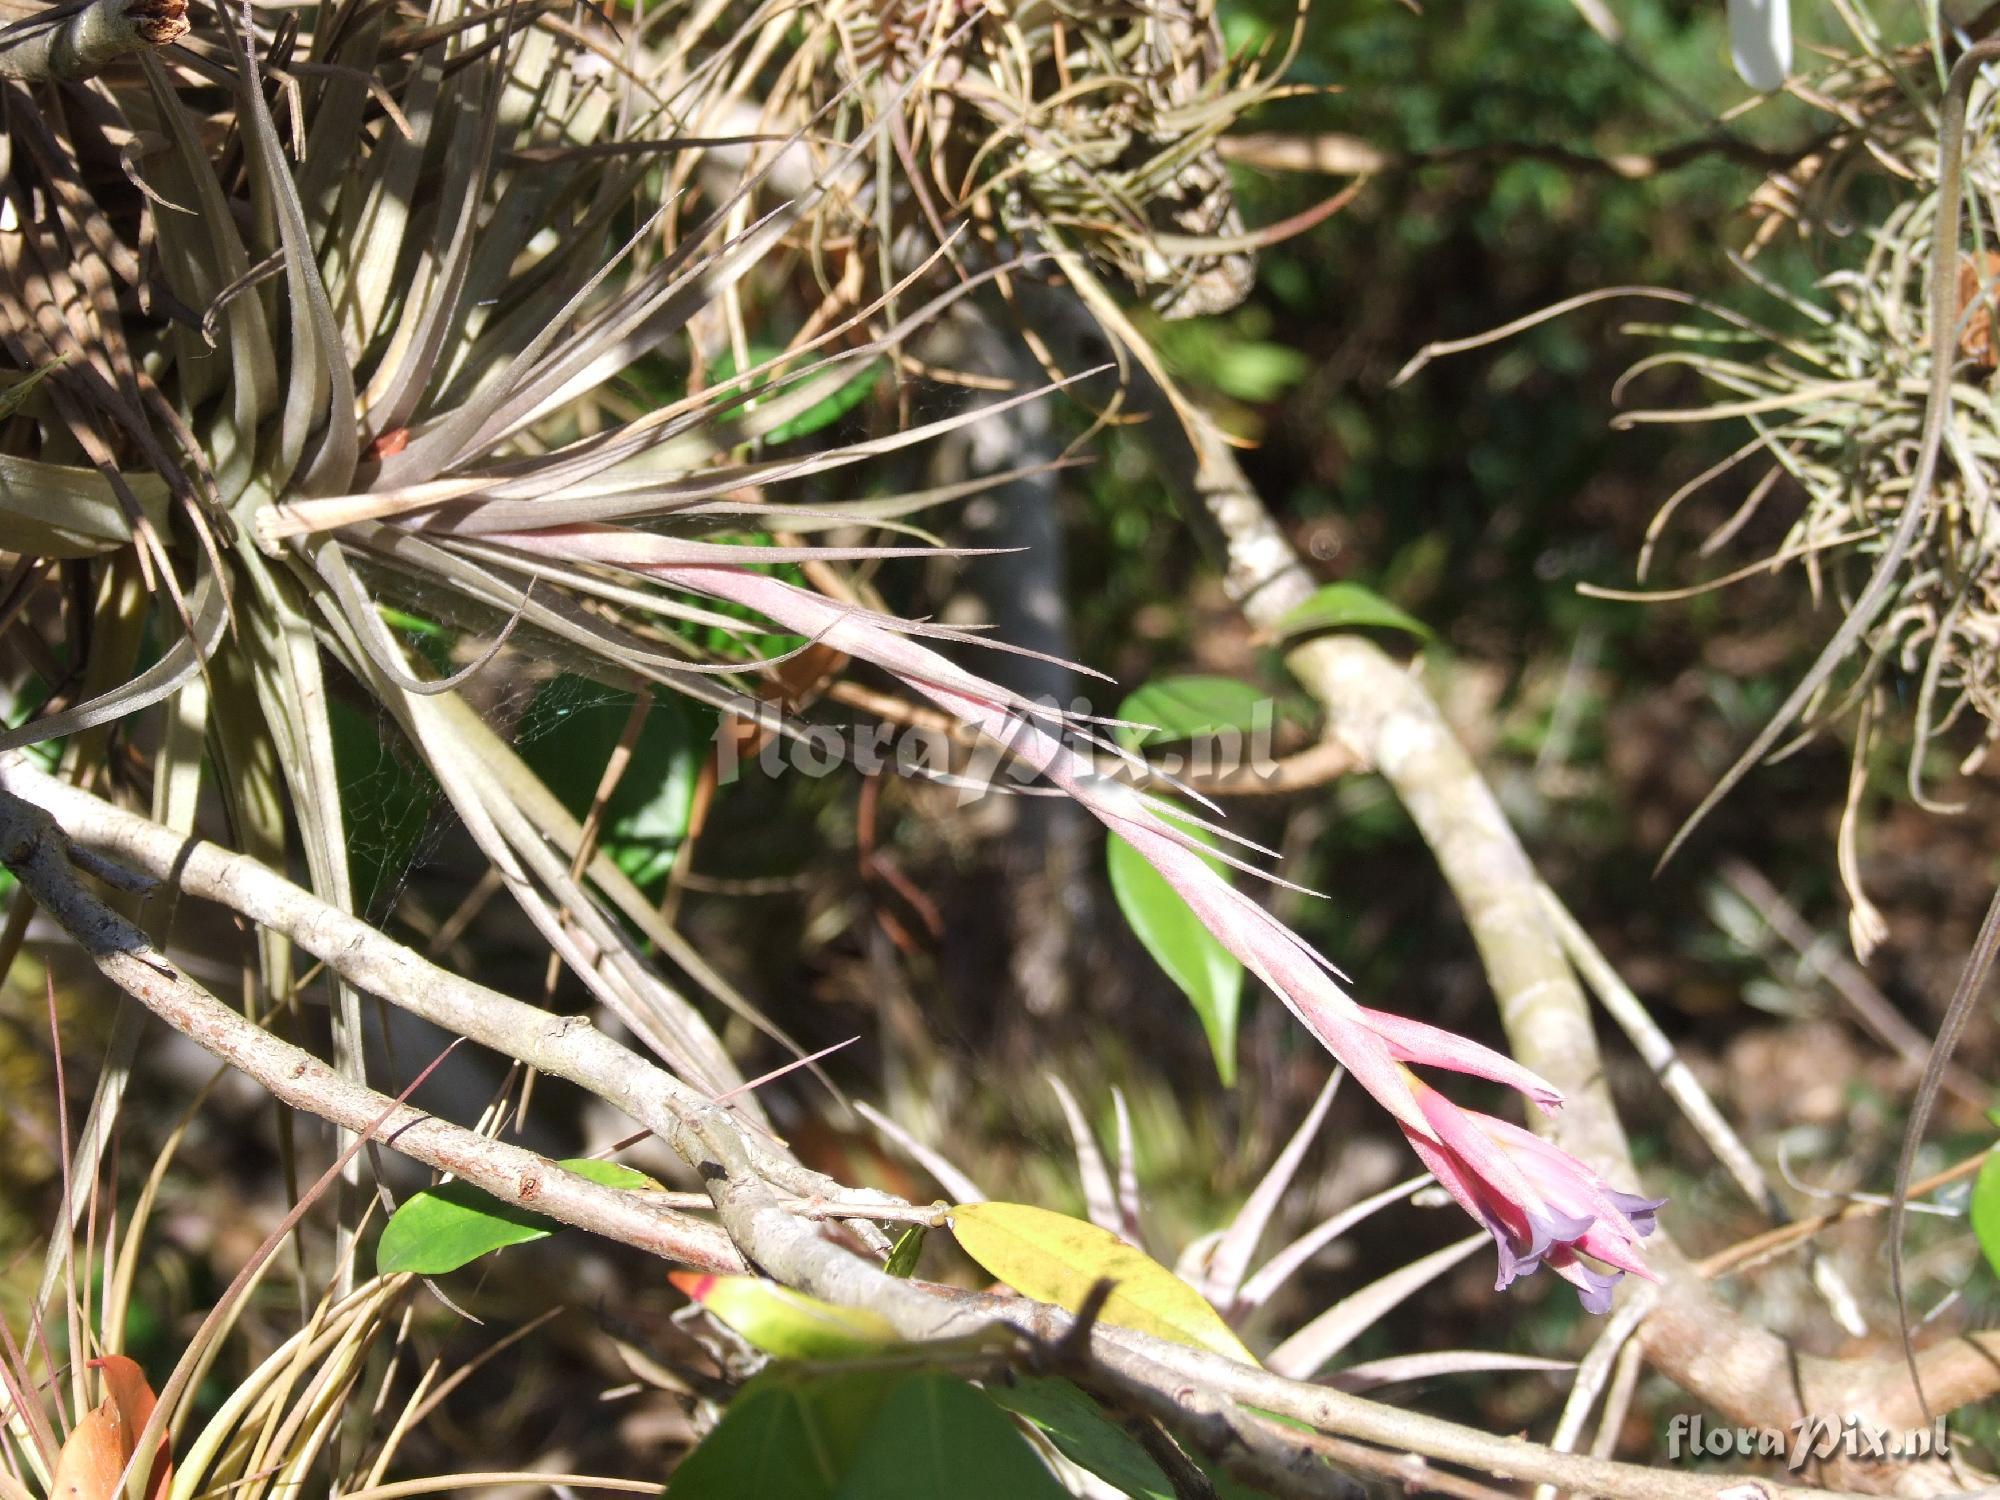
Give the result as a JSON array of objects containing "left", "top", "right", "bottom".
[
  {"left": 0, "top": 752, "right": 1864, "bottom": 1500},
  {"left": 1173, "top": 417, "right": 2000, "bottom": 1449},
  {"left": 0, "top": 751, "right": 869, "bottom": 1218},
  {"left": 0, "top": 780, "right": 744, "bottom": 1274}
]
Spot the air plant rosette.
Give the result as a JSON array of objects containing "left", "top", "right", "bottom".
[
  {"left": 1, "top": 0, "right": 1658, "bottom": 1312},
  {"left": 722, "top": 0, "right": 1280, "bottom": 320},
  {"left": 1613, "top": 22, "right": 2000, "bottom": 944},
  {"left": 1628, "top": 168, "right": 2000, "bottom": 766}
]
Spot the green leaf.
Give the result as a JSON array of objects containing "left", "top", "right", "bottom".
[
  {"left": 833, "top": 1374, "right": 1067, "bottom": 1500},
  {"left": 671, "top": 1273, "right": 903, "bottom": 1359},
  {"left": 668, "top": 1369, "right": 899, "bottom": 1500},
  {"left": 1972, "top": 1150, "right": 2000, "bottom": 1282},
  {"left": 517, "top": 680, "right": 706, "bottom": 891},
  {"left": 669, "top": 1370, "right": 1062, "bottom": 1500},
  {"left": 950, "top": 1202, "right": 1258, "bottom": 1365},
  {"left": 377, "top": 606, "right": 455, "bottom": 670},
  {"left": 1114, "top": 676, "right": 1274, "bottom": 751},
  {"left": 1208, "top": 342, "right": 1311, "bottom": 404},
  {"left": 1270, "top": 583, "right": 1431, "bottom": 643},
  {"left": 1107, "top": 817, "right": 1244, "bottom": 1085},
  {"left": 667, "top": 1380, "right": 841, "bottom": 1500},
  {"left": 885, "top": 1225, "right": 926, "bottom": 1278},
  {"left": 376, "top": 1158, "right": 660, "bottom": 1275},
  {"left": 989, "top": 1377, "right": 1175, "bottom": 1500}
]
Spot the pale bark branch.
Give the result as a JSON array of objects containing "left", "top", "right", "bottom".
[
  {"left": 0, "top": 752, "right": 1865, "bottom": 1500},
  {"left": 1173, "top": 415, "right": 2000, "bottom": 1462},
  {"left": 0, "top": 752, "right": 872, "bottom": 1219},
  {"left": 0, "top": 781, "right": 744, "bottom": 1274}
]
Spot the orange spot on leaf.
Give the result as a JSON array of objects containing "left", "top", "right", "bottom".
[{"left": 366, "top": 427, "right": 412, "bottom": 460}]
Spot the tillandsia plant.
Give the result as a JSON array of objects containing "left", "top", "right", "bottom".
[
  {"left": 683, "top": 0, "right": 1278, "bottom": 322},
  {"left": 1594, "top": 5, "right": 2000, "bottom": 940},
  {"left": 4, "top": 13, "right": 1653, "bottom": 1460},
  {"left": 0, "top": 1034, "right": 610, "bottom": 1500}
]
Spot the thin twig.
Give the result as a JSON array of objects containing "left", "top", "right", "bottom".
[
  {"left": 1721, "top": 860, "right": 1986, "bottom": 1108},
  {"left": 1539, "top": 883, "right": 1783, "bottom": 1220}
]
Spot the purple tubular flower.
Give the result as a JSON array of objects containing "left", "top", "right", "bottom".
[
  {"left": 1607, "top": 1191, "right": 1664, "bottom": 1239},
  {"left": 1402, "top": 1078, "right": 1664, "bottom": 1308},
  {"left": 506, "top": 541, "right": 1665, "bottom": 1310}
]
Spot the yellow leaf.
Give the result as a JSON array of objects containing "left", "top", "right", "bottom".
[{"left": 950, "top": 1202, "right": 1258, "bottom": 1365}]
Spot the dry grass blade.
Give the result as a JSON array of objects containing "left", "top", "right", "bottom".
[
  {"left": 855, "top": 1101, "right": 988, "bottom": 1204},
  {"left": 1325, "top": 1350, "right": 1575, "bottom": 1394},
  {"left": 1235, "top": 1172, "right": 1431, "bottom": 1314}
]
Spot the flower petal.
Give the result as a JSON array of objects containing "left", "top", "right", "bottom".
[
  {"left": 1549, "top": 1250, "right": 1624, "bottom": 1315},
  {"left": 1607, "top": 1190, "right": 1666, "bottom": 1238},
  {"left": 1402, "top": 1090, "right": 1662, "bottom": 1307},
  {"left": 1399, "top": 1127, "right": 1530, "bottom": 1282}
]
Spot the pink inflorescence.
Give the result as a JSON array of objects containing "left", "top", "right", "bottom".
[{"left": 507, "top": 536, "right": 1666, "bottom": 1310}]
